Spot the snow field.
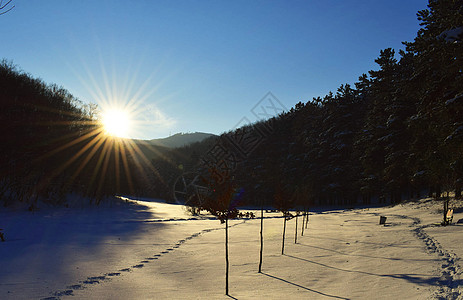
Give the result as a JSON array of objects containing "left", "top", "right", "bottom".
[{"left": 0, "top": 198, "right": 462, "bottom": 299}]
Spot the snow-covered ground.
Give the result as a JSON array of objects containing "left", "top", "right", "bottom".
[{"left": 1, "top": 197, "right": 462, "bottom": 299}]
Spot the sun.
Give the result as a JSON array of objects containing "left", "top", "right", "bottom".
[{"left": 102, "top": 109, "right": 132, "bottom": 138}]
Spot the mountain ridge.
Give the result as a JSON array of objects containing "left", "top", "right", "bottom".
[{"left": 133, "top": 132, "right": 216, "bottom": 148}]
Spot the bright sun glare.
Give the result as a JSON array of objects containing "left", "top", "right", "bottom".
[{"left": 102, "top": 109, "right": 131, "bottom": 138}]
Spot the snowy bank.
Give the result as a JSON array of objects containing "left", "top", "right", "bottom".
[{"left": 0, "top": 198, "right": 462, "bottom": 299}]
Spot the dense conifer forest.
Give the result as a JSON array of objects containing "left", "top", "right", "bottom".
[
  {"left": 154, "top": 0, "right": 463, "bottom": 207},
  {"left": 1, "top": 0, "right": 462, "bottom": 208}
]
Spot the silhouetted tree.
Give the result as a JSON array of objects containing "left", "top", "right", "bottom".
[
  {"left": 0, "top": 60, "right": 152, "bottom": 206},
  {"left": 274, "top": 184, "right": 293, "bottom": 255},
  {"left": 201, "top": 170, "right": 239, "bottom": 296},
  {"left": 155, "top": 0, "right": 462, "bottom": 213},
  {"left": 258, "top": 202, "right": 264, "bottom": 273}
]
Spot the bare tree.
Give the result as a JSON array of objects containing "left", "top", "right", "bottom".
[
  {"left": 294, "top": 211, "right": 299, "bottom": 244},
  {"left": 201, "top": 170, "right": 239, "bottom": 296},
  {"left": 0, "top": 0, "right": 15, "bottom": 15},
  {"left": 274, "top": 184, "right": 294, "bottom": 255},
  {"left": 258, "top": 200, "right": 263, "bottom": 273}
]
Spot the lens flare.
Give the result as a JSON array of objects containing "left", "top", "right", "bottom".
[{"left": 102, "top": 109, "right": 131, "bottom": 138}]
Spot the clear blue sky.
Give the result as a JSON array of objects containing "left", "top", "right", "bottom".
[{"left": 1, "top": 0, "right": 428, "bottom": 139}]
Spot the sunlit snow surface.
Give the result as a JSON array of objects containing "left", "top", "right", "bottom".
[{"left": 0, "top": 198, "right": 462, "bottom": 299}]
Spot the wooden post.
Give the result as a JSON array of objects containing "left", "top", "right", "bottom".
[
  {"left": 301, "top": 209, "right": 305, "bottom": 236},
  {"left": 282, "top": 216, "right": 286, "bottom": 255},
  {"left": 305, "top": 210, "right": 309, "bottom": 229},
  {"left": 295, "top": 212, "right": 298, "bottom": 244},
  {"left": 443, "top": 196, "right": 449, "bottom": 226}
]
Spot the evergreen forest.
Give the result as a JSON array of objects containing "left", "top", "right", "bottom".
[{"left": 1, "top": 0, "right": 462, "bottom": 208}]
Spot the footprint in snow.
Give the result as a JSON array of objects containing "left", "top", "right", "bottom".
[
  {"left": 414, "top": 225, "right": 462, "bottom": 299},
  {"left": 67, "top": 284, "right": 84, "bottom": 290},
  {"left": 83, "top": 279, "right": 100, "bottom": 284},
  {"left": 54, "top": 289, "right": 74, "bottom": 296},
  {"left": 88, "top": 276, "right": 106, "bottom": 281},
  {"left": 132, "top": 264, "right": 144, "bottom": 268}
]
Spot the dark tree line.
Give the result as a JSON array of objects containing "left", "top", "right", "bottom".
[
  {"left": 153, "top": 0, "right": 463, "bottom": 207},
  {"left": 5, "top": 0, "right": 459, "bottom": 208},
  {"left": 0, "top": 60, "right": 145, "bottom": 207}
]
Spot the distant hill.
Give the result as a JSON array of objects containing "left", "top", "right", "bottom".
[
  {"left": 145, "top": 132, "right": 216, "bottom": 148},
  {"left": 128, "top": 132, "right": 217, "bottom": 164}
]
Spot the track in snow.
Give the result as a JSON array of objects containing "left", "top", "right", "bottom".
[{"left": 40, "top": 219, "right": 246, "bottom": 300}]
